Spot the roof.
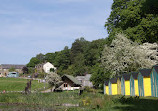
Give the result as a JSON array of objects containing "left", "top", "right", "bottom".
[
  {"left": 153, "top": 65, "right": 158, "bottom": 73},
  {"left": 130, "top": 72, "right": 138, "bottom": 79},
  {"left": 116, "top": 75, "right": 121, "bottom": 80},
  {"left": 63, "top": 75, "right": 82, "bottom": 85},
  {"left": 110, "top": 78, "right": 117, "bottom": 83},
  {"left": 1, "top": 64, "right": 25, "bottom": 69},
  {"left": 139, "top": 69, "right": 152, "bottom": 77},
  {"left": 104, "top": 80, "right": 109, "bottom": 86},
  {"left": 122, "top": 73, "right": 131, "bottom": 80},
  {"left": 76, "top": 74, "right": 91, "bottom": 81}
]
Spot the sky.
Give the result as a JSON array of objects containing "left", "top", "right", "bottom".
[{"left": 0, "top": 0, "right": 113, "bottom": 64}]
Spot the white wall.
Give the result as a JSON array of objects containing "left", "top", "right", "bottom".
[{"left": 43, "top": 62, "right": 56, "bottom": 73}]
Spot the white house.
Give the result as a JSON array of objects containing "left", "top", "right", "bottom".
[
  {"left": 43, "top": 62, "right": 56, "bottom": 73},
  {"left": 35, "top": 62, "right": 56, "bottom": 73}
]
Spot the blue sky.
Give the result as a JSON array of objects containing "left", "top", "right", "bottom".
[{"left": 0, "top": 0, "right": 113, "bottom": 64}]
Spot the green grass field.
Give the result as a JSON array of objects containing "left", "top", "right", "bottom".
[
  {"left": 0, "top": 77, "right": 48, "bottom": 92},
  {"left": 0, "top": 79, "right": 158, "bottom": 111},
  {"left": 0, "top": 90, "right": 158, "bottom": 111}
]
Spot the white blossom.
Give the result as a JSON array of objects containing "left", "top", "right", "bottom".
[{"left": 101, "top": 33, "right": 158, "bottom": 77}]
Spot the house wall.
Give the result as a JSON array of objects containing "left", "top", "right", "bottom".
[
  {"left": 60, "top": 83, "right": 80, "bottom": 90},
  {"left": 144, "top": 77, "right": 151, "bottom": 96},
  {"left": 125, "top": 81, "right": 130, "bottom": 96},
  {"left": 0, "top": 69, "right": 23, "bottom": 76},
  {"left": 60, "top": 76, "right": 80, "bottom": 90},
  {"left": 43, "top": 62, "right": 56, "bottom": 73},
  {"left": 112, "top": 84, "right": 117, "bottom": 95},
  {"left": 106, "top": 86, "right": 109, "bottom": 95},
  {"left": 134, "top": 80, "right": 139, "bottom": 96}
]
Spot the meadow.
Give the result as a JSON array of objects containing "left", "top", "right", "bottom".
[
  {"left": 0, "top": 90, "right": 158, "bottom": 111},
  {"left": 1, "top": 78, "right": 158, "bottom": 111},
  {"left": 0, "top": 77, "right": 47, "bottom": 92}
]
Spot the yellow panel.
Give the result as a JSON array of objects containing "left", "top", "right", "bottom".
[
  {"left": 134, "top": 80, "right": 139, "bottom": 96},
  {"left": 112, "top": 84, "right": 117, "bottom": 95},
  {"left": 144, "top": 78, "right": 151, "bottom": 96},
  {"left": 125, "top": 81, "right": 130, "bottom": 95},
  {"left": 106, "top": 86, "right": 109, "bottom": 95}
]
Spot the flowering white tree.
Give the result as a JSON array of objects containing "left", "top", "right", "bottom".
[
  {"left": 101, "top": 33, "right": 158, "bottom": 77},
  {"left": 46, "top": 72, "right": 63, "bottom": 91}
]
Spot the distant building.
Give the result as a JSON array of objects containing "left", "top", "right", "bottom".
[
  {"left": 59, "top": 74, "right": 81, "bottom": 90},
  {"left": 0, "top": 64, "right": 25, "bottom": 76},
  {"left": 35, "top": 62, "right": 56, "bottom": 73},
  {"left": 76, "top": 74, "right": 93, "bottom": 87}
]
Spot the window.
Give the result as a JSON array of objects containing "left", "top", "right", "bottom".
[{"left": 64, "top": 83, "right": 68, "bottom": 87}]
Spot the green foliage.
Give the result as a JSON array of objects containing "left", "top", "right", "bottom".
[
  {"left": 90, "top": 64, "right": 111, "bottom": 88},
  {"left": 9, "top": 67, "right": 16, "bottom": 72},
  {"left": 27, "top": 37, "right": 106, "bottom": 77},
  {"left": 27, "top": 57, "right": 40, "bottom": 67},
  {"left": 50, "top": 68, "right": 55, "bottom": 72},
  {"left": 22, "top": 66, "right": 28, "bottom": 74},
  {"left": 36, "top": 53, "right": 45, "bottom": 63},
  {"left": 105, "top": 0, "right": 158, "bottom": 43}
]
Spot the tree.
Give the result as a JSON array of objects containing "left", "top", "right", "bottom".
[
  {"left": 71, "top": 37, "right": 89, "bottom": 64},
  {"left": 46, "top": 72, "right": 63, "bottom": 91},
  {"left": 45, "top": 53, "right": 56, "bottom": 63},
  {"left": 36, "top": 53, "right": 45, "bottom": 63},
  {"left": 105, "top": 0, "right": 158, "bottom": 43},
  {"left": 27, "top": 57, "right": 40, "bottom": 67},
  {"left": 90, "top": 64, "right": 110, "bottom": 88},
  {"left": 22, "top": 66, "right": 29, "bottom": 74},
  {"left": 9, "top": 67, "right": 16, "bottom": 72},
  {"left": 101, "top": 33, "right": 158, "bottom": 77}
]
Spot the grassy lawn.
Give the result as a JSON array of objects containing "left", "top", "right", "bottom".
[
  {"left": 0, "top": 80, "right": 158, "bottom": 111},
  {"left": 0, "top": 77, "right": 47, "bottom": 91},
  {"left": 0, "top": 90, "right": 158, "bottom": 111}
]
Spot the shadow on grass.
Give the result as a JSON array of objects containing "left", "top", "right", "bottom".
[{"left": 113, "top": 96, "right": 158, "bottom": 111}]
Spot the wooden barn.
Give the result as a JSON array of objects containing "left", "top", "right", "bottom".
[
  {"left": 104, "top": 81, "right": 109, "bottom": 95},
  {"left": 117, "top": 76, "right": 121, "bottom": 95},
  {"left": 110, "top": 78, "right": 118, "bottom": 95},
  {"left": 150, "top": 65, "right": 158, "bottom": 97},
  {"left": 138, "top": 69, "right": 152, "bottom": 97},
  {"left": 121, "top": 74, "right": 131, "bottom": 96},
  {"left": 130, "top": 72, "right": 139, "bottom": 96}
]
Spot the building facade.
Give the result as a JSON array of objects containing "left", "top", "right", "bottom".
[
  {"left": 76, "top": 74, "right": 93, "bottom": 87},
  {"left": 59, "top": 75, "right": 81, "bottom": 90},
  {"left": 35, "top": 62, "right": 56, "bottom": 73},
  {"left": 0, "top": 64, "right": 25, "bottom": 77}
]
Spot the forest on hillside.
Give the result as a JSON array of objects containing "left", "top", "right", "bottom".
[{"left": 27, "top": 0, "right": 158, "bottom": 88}]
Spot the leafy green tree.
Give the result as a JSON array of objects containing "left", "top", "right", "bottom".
[
  {"left": 90, "top": 64, "right": 111, "bottom": 88},
  {"left": 45, "top": 53, "right": 56, "bottom": 63},
  {"left": 105, "top": 0, "right": 158, "bottom": 43},
  {"left": 71, "top": 37, "right": 90, "bottom": 64},
  {"left": 27, "top": 57, "right": 40, "bottom": 67},
  {"left": 22, "top": 66, "right": 29, "bottom": 74},
  {"left": 36, "top": 53, "right": 45, "bottom": 63}
]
